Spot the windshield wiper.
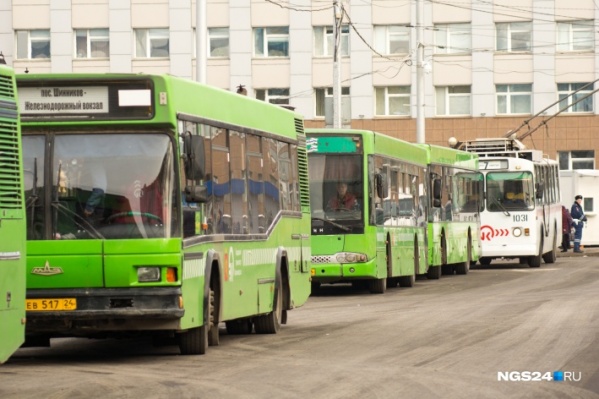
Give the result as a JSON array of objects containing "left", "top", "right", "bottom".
[
  {"left": 492, "top": 198, "right": 510, "bottom": 216},
  {"left": 51, "top": 201, "right": 104, "bottom": 239},
  {"left": 311, "top": 217, "right": 351, "bottom": 232}
]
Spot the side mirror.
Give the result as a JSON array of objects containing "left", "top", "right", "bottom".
[
  {"left": 184, "top": 135, "right": 205, "bottom": 182},
  {"left": 375, "top": 173, "right": 388, "bottom": 199},
  {"left": 432, "top": 178, "right": 442, "bottom": 208}
]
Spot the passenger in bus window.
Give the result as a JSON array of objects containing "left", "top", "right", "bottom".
[{"left": 326, "top": 181, "right": 359, "bottom": 211}]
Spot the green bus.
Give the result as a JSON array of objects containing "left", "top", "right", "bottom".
[
  {"left": 17, "top": 73, "right": 311, "bottom": 355},
  {"left": 306, "top": 129, "right": 482, "bottom": 293},
  {"left": 419, "top": 143, "right": 483, "bottom": 278},
  {"left": 0, "top": 64, "right": 26, "bottom": 364}
]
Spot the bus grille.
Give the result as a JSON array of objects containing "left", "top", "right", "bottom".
[
  {"left": 311, "top": 255, "right": 334, "bottom": 264},
  {"left": 295, "top": 119, "right": 311, "bottom": 209},
  {"left": 0, "top": 72, "right": 23, "bottom": 211}
]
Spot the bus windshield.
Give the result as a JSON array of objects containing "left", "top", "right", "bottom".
[
  {"left": 23, "top": 133, "right": 177, "bottom": 240},
  {"left": 486, "top": 171, "right": 534, "bottom": 212},
  {"left": 308, "top": 153, "right": 364, "bottom": 234}
]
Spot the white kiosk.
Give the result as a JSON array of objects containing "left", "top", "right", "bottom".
[{"left": 560, "top": 170, "right": 598, "bottom": 246}]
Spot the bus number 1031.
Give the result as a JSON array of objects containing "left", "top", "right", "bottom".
[{"left": 513, "top": 214, "right": 528, "bottom": 222}]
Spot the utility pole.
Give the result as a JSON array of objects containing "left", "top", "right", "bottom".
[
  {"left": 415, "top": 0, "right": 425, "bottom": 143},
  {"left": 333, "top": 0, "right": 342, "bottom": 129},
  {"left": 196, "top": 0, "right": 207, "bottom": 84}
]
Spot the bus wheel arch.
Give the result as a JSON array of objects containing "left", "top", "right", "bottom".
[
  {"left": 542, "top": 221, "right": 558, "bottom": 264},
  {"left": 455, "top": 231, "right": 472, "bottom": 275},
  {"left": 528, "top": 227, "right": 543, "bottom": 268},
  {"left": 254, "top": 248, "right": 288, "bottom": 333}
]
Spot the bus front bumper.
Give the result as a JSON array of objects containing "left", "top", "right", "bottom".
[
  {"left": 311, "top": 260, "right": 378, "bottom": 283},
  {"left": 26, "top": 287, "right": 184, "bottom": 334}
]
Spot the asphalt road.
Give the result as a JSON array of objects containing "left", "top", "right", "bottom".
[{"left": 1, "top": 256, "right": 598, "bottom": 399}]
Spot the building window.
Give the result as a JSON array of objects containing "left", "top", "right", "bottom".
[
  {"left": 208, "top": 27, "right": 229, "bottom": 58},
  {"left": 435, "top": 86, "right": 471, "bottom": 116},
  {"left": 374, "top": 25, "right": 410, "bottom": 55},
  {"left": 557, "top": 20, "right": 593, "bottom": 51},
  {"left": 434, "top": 23, "right": 471, "bottom": 54},
  {"left": 256, "top": 88, "right": 289, "bottom": 104},
  {"left": 558, "top": 83, "right": 593, "bottom": 113},
  {"left": 75, "top": 29, "right": 109, "bottom": 59},
  {"left": 135, "top": 28, "right": 169, "bottom": 58},
  {"left": 375, "top": 86, "right": 411, "bottom": 116},
  {"left": 558, "top": 151, "right": 595, "bottom": 170},
  {"left": 16, "top": 30, "right": 50, "bottom": 59},
  {"left": 314, "top": 25, "right": 349, "bottom": 56},
  {"left": 496, "top": 84, "right": 532, "bottom": 115},
  {"left": 315, "top": 87, "right": 350, "bottom": 117},
  {"left": 254, "top": 27, "right": 289, "bottom": 57},
  {"left": 496, "top": 22, "right": 532, "bottom": 52}
]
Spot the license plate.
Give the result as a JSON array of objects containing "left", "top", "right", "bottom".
[{"left": 26, "top": 298, "right": 77, "bottom": 311}]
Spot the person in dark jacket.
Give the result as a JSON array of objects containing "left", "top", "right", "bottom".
[
  {"left": 561, "top": 205, "right": 573, "bottom": 252},
  {"left": 570, "top": 195, "right": 586, "bottom": 253}
]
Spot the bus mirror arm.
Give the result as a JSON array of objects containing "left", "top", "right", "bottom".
[{"left": 185, "top": 185, "right": 207, "bottom": 203}]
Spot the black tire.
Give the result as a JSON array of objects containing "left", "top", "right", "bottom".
[
  {"left": 479, "top": 257, "right": 492, "bottom": 266},
  {"left": 528, "top": 235, "right": 543, "bottom": 268},
  {"left": 207, "top": 288, "right": 219, "bottom": 346},
  {"left": 456, "top": 237, "right": 472, "bottom": 275},
  {"left": 225, "top": 319, "right": 253, "bottom": 335},
  {"left": 368, "top": 278, "right": 387, "bottom": 294},
  {"left": 427, "top": 265, "right": 441, "bottom": 279},
  {"left": 398, "top": 274, "right": 415, "bottom": 287},
  {"left": 254, "top": 272, "right": 283, "bottom": 334},
  {"left": 428, "top": 236, "right": 446, "bottom": 279},
  {"left": 178, "top": 324, "right": 208, "bottom": 355},
  {"left": 542, "top": 229, "right": 557, "bottom": 264}
]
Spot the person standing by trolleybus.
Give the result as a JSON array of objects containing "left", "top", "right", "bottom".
[{"left": 571, "top": 195, "right": 586, "bottom": 253}]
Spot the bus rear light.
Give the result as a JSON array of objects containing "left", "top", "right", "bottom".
[
  {"left": 524, "top": 228, "right": 530, "bottom": 236},
  {"left": 137, "top": 267, "right": 161, "bottom": 282},
  {"left": 166, "top": 267, "right": 177, "bottom": 282}
]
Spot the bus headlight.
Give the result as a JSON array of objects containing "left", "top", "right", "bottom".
[
  {"left": 336, "top": 252, "right": 367, "bottom": 263},
  {"left": 513, "top": 227, "right": 522, "bottom": 237},
  {"left": 137, "top": 267, "right": 161, "bottom": 282}
]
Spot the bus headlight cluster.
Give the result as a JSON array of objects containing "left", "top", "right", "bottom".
[
  {"left": 137, "top": 267, "right": 161, "bottom": 282},
  {"left": 335, "top": 252, "right": 367, "bottom": 263}
]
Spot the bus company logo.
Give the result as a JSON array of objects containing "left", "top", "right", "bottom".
[
  {"left": 481, "top": 225, "right": 509, "bottom": 241},
  {"left": 497, "top": 371, "right": 582, "bottom": 382},
  {"left": 31, "top": 261, "right": 64, "bottom": 276}
]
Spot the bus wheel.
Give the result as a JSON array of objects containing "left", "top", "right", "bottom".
[
  {"left": 398, "top": 274, "right": 415, "bottom": 287},
  {"left": 479, "top": 257, "right": 491, "bottom": 266},
  {"left": 208, "top": 287, "right": 219, "bottom": 347},
  {"left": 427, "top": 266, "right": 441, "bottom": 279},
  {"left": 177, "top": 324, "right": 208, "bottom": 355},
  {"left": 528, "top": 236, "right": 543, "bottom": 268},
  {"left": 456, "top": 238, "right": 472, "bottom": 275},
  {"left": 254, "top": 273, "right": 284, "bottom": 334},
  {"left": 368, "top": 278, "right": 387, "bottom": 294},
  {"left": 542, "top": 230, "right": 557, "bottom": 264},
  {"left": 225, "top": 319, "right": 253, "bottom": 335}
]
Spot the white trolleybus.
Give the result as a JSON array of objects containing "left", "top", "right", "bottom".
[{"left": 454, "top": 138, "right": 561, "bottom": 267}]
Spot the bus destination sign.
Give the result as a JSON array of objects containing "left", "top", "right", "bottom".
[{"left": 19, "top": 86, "right": 109, "bottom": 115}]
